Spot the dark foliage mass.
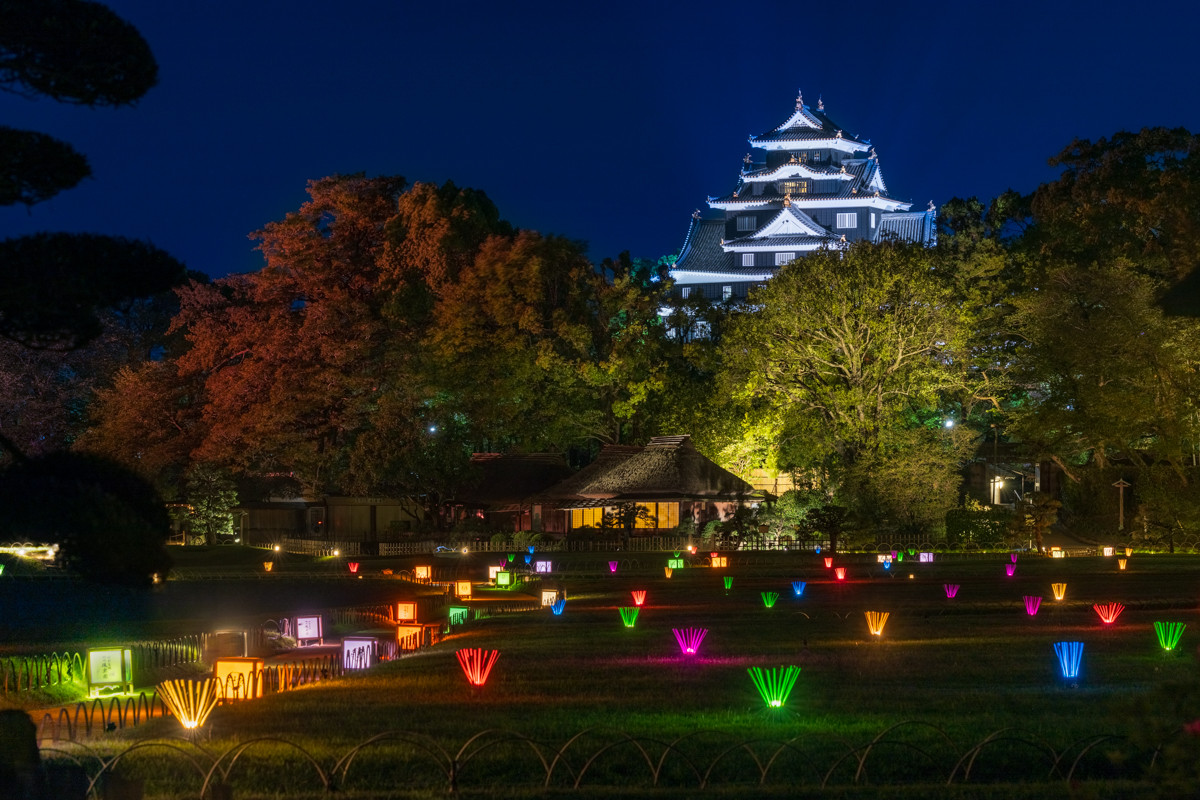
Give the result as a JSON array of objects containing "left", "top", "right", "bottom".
[
  {"left": 0, "top": 451, "right": 172, "bottom": 586},
  {"left": 0, "top": 0, "right": 157, "bottom": 106},
  {"left": 0, "top": 233, "right": 187, "bottom": 349},
  {"left": 0, "top": 125, "right": 90, "bottom": 207}
]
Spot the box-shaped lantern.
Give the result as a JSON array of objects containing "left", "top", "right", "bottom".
[
  {"left": 413, "top": 565, "right": 431, "bottom": 581},
  {"left": 535, "top": 560, "right": 552, "bottom": 573},
  {"left": 667, "top": 558, "right": 684, "bottom": 569},
  {"left": 455, "top": 580, "right": 472, "bottom": 598},
  {"left": 396, "top": 624, "right": 423, "bottom": 650},
  {"left": 396, "top": 601, "right": 417, "bottom": 622},
  {"left": 341, "top": 637, "right": 376, "bottom": 670},
  {"left": 541, "top": 589, "right": 559, "bottom": 606},
  {"left": 1102, "top": 546, "right": 1114, "bottom": 557},
  {"left": 213, "top": 656, "right": 265, "bottom": 699},
  {"left": 1050, "top": 547, "right": 1065, "bottom": 558},
  {"left": 488, "top": 565, "right": 503, "bottom": 581},
  {"left": 711, "top": 556, "right": 728, "bottom": 568},
  {"left": 87, "top": 647, "right": 133, "bottom": 697},
  {"left": 294, "top": 615, "right": 323, "bottom": 646},
  {"left": 496, "top": 570, "right": 513, "bottom": 587},
  {"left": 919, "top": 552, "right": 934, "bottom": 563},
  {"left": 876, "top": 554, "right": 892, "bottom": 563},
  {"left": 448, "top": 606, "right": 470, "bottom": 625}
]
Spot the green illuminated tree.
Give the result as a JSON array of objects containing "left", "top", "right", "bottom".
[
  {"left": 720, "top": 241, "right": 981, "bottom": 531},
  {"left": 184, "top": 463, "right": 238, "bottom": 546}
]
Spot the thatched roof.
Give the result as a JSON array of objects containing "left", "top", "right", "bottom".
[
  {"left": 540, "top": 436, "right": 755, "bottom": 506},
  {"left": 454, "top": 453, "right": 574, "bottom": 510}
]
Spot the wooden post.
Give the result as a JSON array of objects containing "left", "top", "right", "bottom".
[{"left": 1113, "top": 479, "right": 1131, "bottom": 531}]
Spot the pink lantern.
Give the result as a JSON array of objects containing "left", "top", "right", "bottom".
[
  {"left": 608, "top": 561, "right": 618, "bottom": 573},
  {"left": 944, "top": 584, "right": 959, "bottom": 599},
  {"left": 1005, "top": 563, "right": 1016, "bottom": 577}
]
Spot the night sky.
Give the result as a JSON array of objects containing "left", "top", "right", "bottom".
[{"left": 4, "top": 0, "right": 1200, "bottom": 278}]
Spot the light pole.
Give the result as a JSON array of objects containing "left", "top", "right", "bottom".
[{"left": 1113, "top": 479, "right": 1131, "bottom": 531}]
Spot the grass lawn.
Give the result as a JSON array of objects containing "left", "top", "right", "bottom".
[{"left": 14, "top": 548, "right": 1200, "bottom": 798}]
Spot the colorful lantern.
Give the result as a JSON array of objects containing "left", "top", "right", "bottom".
[
  {"left": 664, "top": 567, "right": 674, "bottom": 579},
  {"left": 212, "top": 657, "right": 264, "bottom": 699},
  {"left": 865, "top": 611, "right": 889, "bottom": 636},
  {"left": 618, "top": 607, "right": 639, "bottom": 628},
  {"left": 550, "top": 598, "right": 566, "bottom": 615},
  {"left": 747, "top": 665, "right": 801, "bottom": 709},
  {"left": 608, "top": 561, "right": 619, "bottom": 573},
  {"left": 456, "top": 648, "right": 499, "bottom": 686},
  {"left": 1117, "top": 559, "right": 1127, "bottom": 570},
  {"left": 673, "top": 627, "right": 708, "bottom": 656},
  {"left": 1053, "top": 641, "right": 1084, "bottom": 679},
  {"left": 1154, "top": 621, "right": 1186, "bottom": 651},
  {"left": 792, "top": 581, "right": 806, "bottom": 597},
  {"left": 414, "top": 565, "right": 431, "bottom": 581},
  {"left": 944, "top": 584, "right": 960, "bottom": 599},
  {"left": 834, "top": 567, "right": 846, "bottom": 581},
  {"left": 1005, "top": 563, "right": 1016, "bottom": 577},
  {"left": 1023, "top": 596, "right": 1042, "bottom": 616},
  {"left": 824, "top": 557, "right": 833, "bottom": 568},
  {"left": 1052, "top": 583, "right": 1067, "bottom": 601},
  {"left": 723, "top": 576, "right": 733, "bottom": 592},
  {"left": 456, "top": 580, "right": 472, "bottom": 598},
  {"left": 396, "top": 602, "right": 417, "bottom": 622},
  {"left": 1093, "top": 602, "right": 1125, "bottom": 624},
  {"left": 158, "top": 679, "right": 218, "bottom": 731},
  {"left": 87, "top": 648, "right": 133, "bottom": 697},
  {"left": 347, "top": 562, "right": 359, "bottom": 574},
  {"left": 761, "top": 591, "right": 779, "bottom": 609},
  {"left": 631, "top": 590, "right": 647, "bottom": 607}
]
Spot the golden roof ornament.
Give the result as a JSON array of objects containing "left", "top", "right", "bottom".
[
  {"left": 836, "top": 130, "right": 843, "bottom": 139},
  {"left": 795, "top": 89, "right": 803, "bottom": 110},
  {"left": 928, "top": 200, "right": 936, "bottom": 212},
  {"left": 840, "top": 164, "right": 846, "bottom": 173},
  {"left": 817, "top": 95, "right": 824, "bottom": 111},
  {"left": 732, "top": 190, "right": 738, "bottom": 197},
  {"left": 840, "top": 234, "right": 847, "bottom": 242},
  {"left": 783, "top": 193, "right": 792, "bottom": 207},
  {"left": 789, "top": 154, "right": 797, "bottom": 163}
]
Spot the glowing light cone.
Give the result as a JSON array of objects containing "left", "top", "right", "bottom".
[
  {"left": 792, "top": 581, "right": 806, "bottom": 597},
  {"left": 761, "top": 591, "right": 779, "bottom": 609},
  {"left": 456, "top": 648, "right": 499, "bottom": 686},
  {"left": 1023, "top": 596, "right": 1042, "bottom": 616},
  {"left": 1053, "top": 641, "right": 1084, "bottom": 679},
  {"left": 1005, "top": 563, "right": 1016, "bottom": 577},
  {"left": 1117, "top": 559, "right": 1127, "bottom": 570},
  {"left": 618, "top": 607, "right": 639, "bottom": 628},
  {"left": 347, "top": 562, "right": 359, "bottom": 574},
  {"left": 664, "top": 567, "right": 673, "bottom": 578},
  {"left": 865, "top": 611, "right": 889, "bottom": 636},
  {"left": 631, "top": 590, "right": 646, "bottom": 607},
  {"left": 1010, "top": 553, "right": 1019, "bottom": 563},
  {"left": 834, "top": 567, "right": 846, "bottom": 581},
  {"left": 824, "top": 557, "right": 833, "bottom": 568},
  {"left": 673, "top": 627, "right": 708, "bottom": 656},
  {"left": 723, "top": 576, "right": 733, "bottom": 592},
  {"left": 1125, "top": 547, "right": 1133, "bottom": 557},
  {"left": 158, "top": 679, "right": 219, "bottom": 731},
  {"left": 1052, "top": 583, "right": 1067, "bottom": 601},
  {"left": 1154, "top": 621, "right": 1185, "bottom": 651},
  {"left": 1093, "top": 602, "right": 1125, "bottom": 624},
  {"left": 608, "top": 561, "right": 618, "bottom": 573},
  {"left": 551, "top": 599, "right": 565, "bottom": 616},
  {"left": 944, "top": 584, "right": 959, "bottom": 599},
  {"left": 263, "top": 561, "right": 273, "bottom": 572},
  {"left": 747, "top": 665, "right": 801, "bottom": 709}
]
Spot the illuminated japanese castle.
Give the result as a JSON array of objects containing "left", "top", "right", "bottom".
[{"left": 671, "top": 90, "right": 936, "bottom": 300}]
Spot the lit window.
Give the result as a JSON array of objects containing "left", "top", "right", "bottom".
[
  {"left": 722, "top": 285, "right": 733, "bottom": 301},
  {"left": 871, "top": 213, "right": 877, "bottom": 229},
  {"left": 736, "top": 215, "right": 756, "bottom": 231},
  {"left": 570, "top": 507, "right": 603, "bottom": 529},
  {"left": 681, "top": 287, "right": 691, "bottom": 299},
  {"left": 781, "top": 180, "right": 808, "bottom": 195},
  {"left": 742, "top": 253, "right": 754, "bottom": 267},
  {"left": 810, "top": 152, "right": 822, "bottom": 162},
  {"left": 775, "top": 252, "right": 795, "bottom": 266},
  {"left": 836, "top": 212, "right": 858, "bottom": 229}
]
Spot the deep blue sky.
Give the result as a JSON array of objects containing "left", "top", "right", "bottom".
[{"left": 4, "top": 0, "right": 1200, "bottom": 278}]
